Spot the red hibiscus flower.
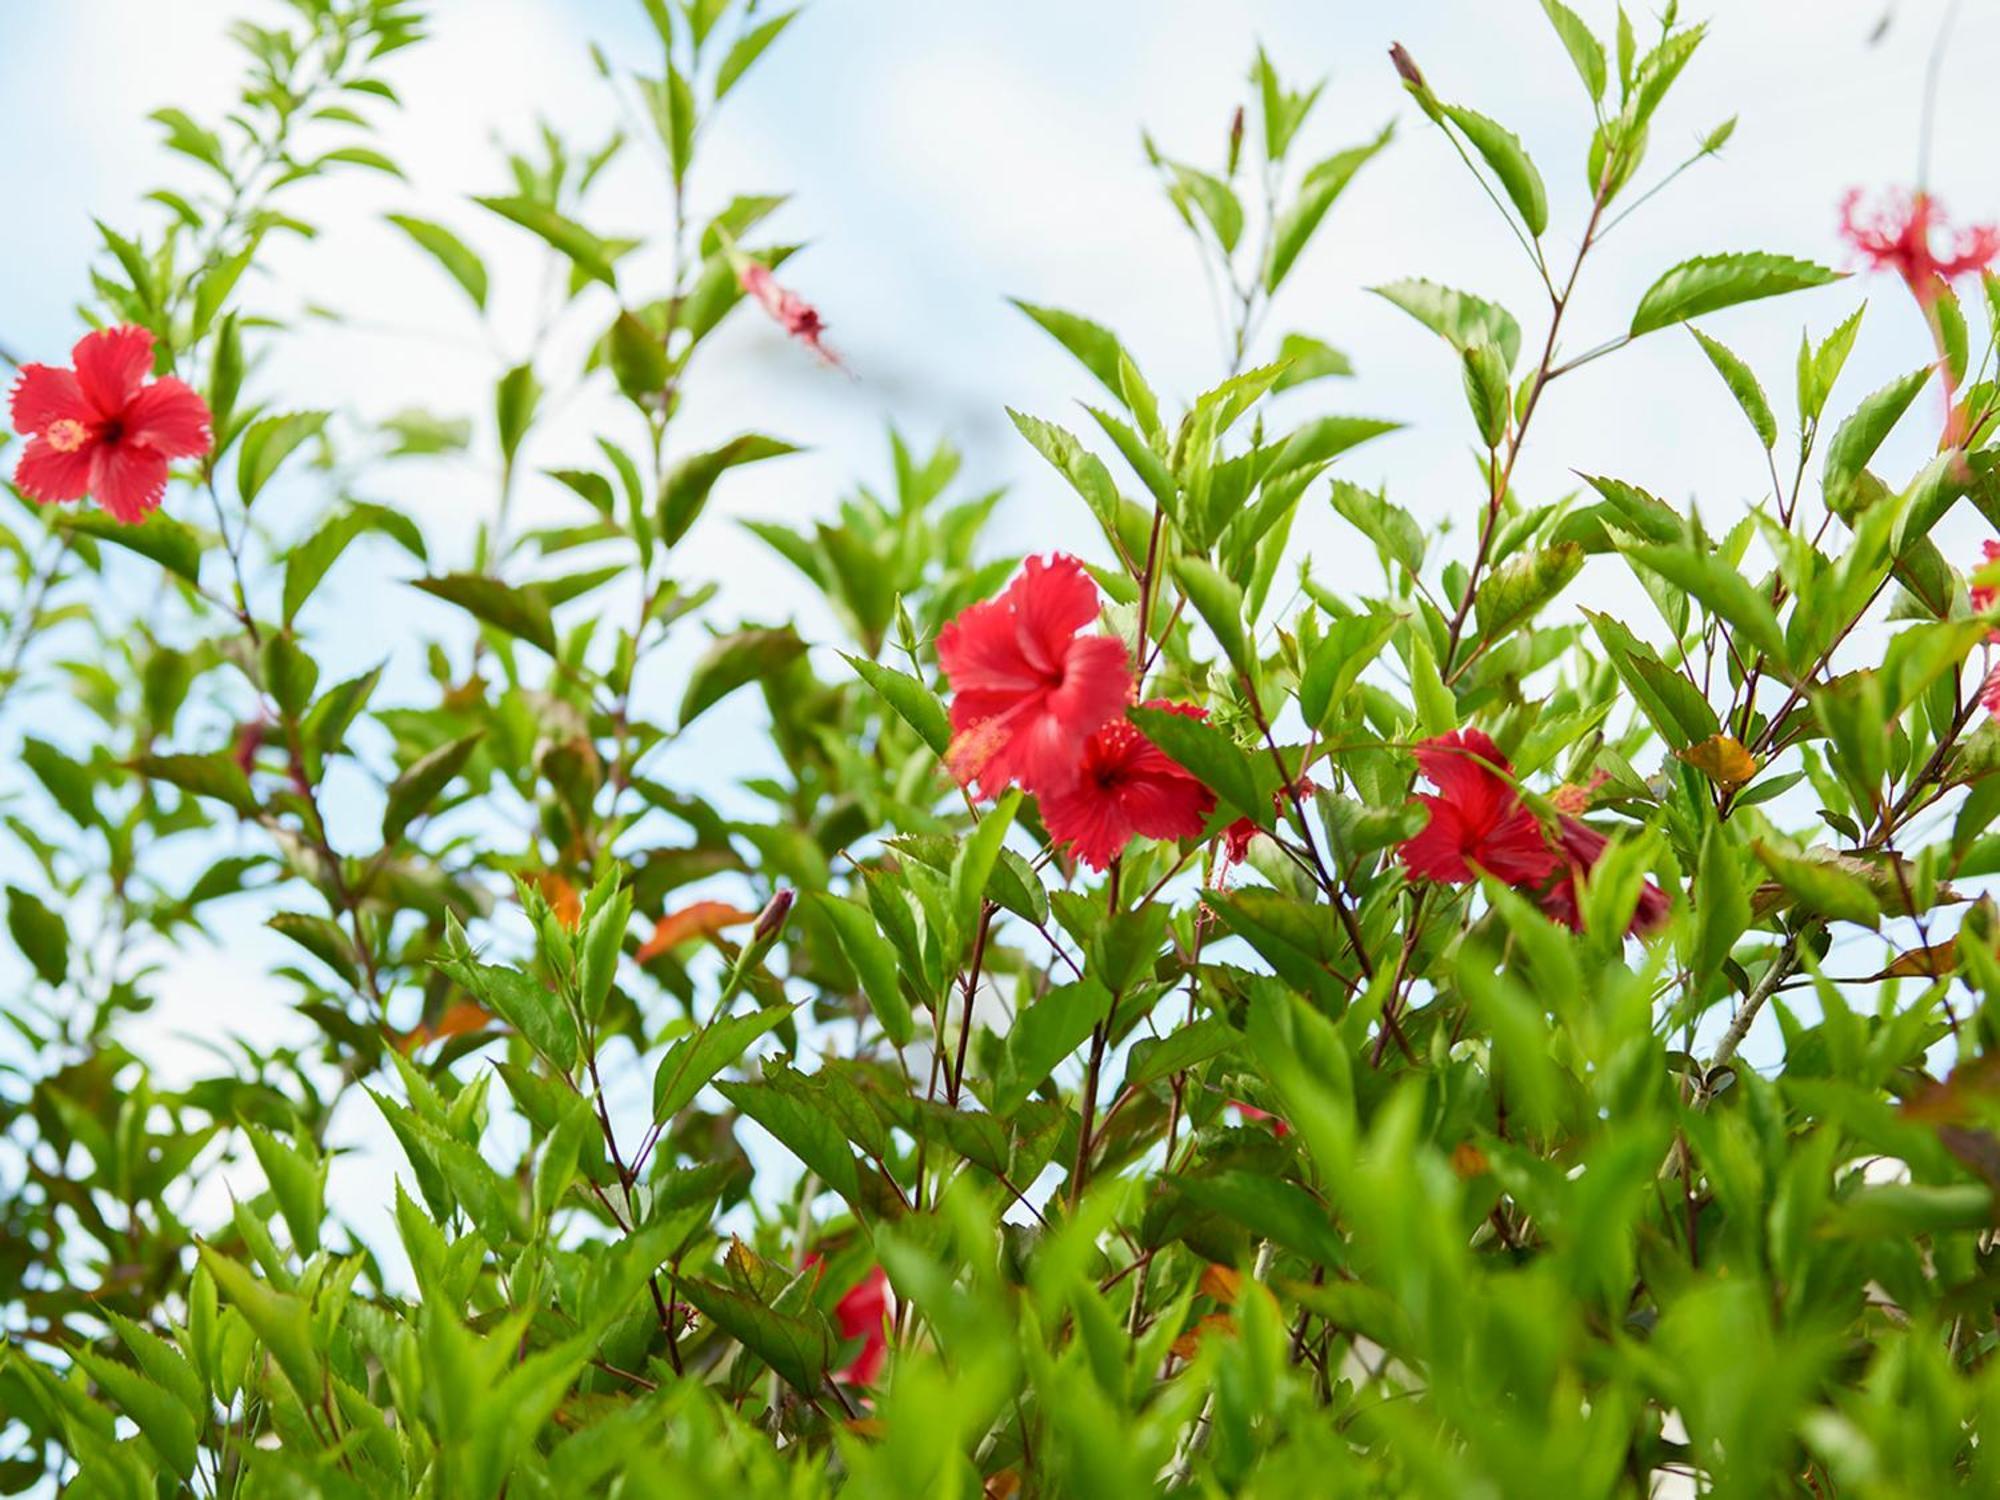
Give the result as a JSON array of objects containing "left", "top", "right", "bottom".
[
  {"left": 1397, "top": 728, "right": 1558, "bottom": 886},
  {"left": 1232, "top": 1101, "right": 1290, "bottom": 1138},
  {"left": 739, "top": 261, "right": 841, "bottom": 366},
  {"left": 1984, "top": 663, "right": 2000, "bottom": 719},
  {"left": 832, "top": 1266, "right": 891, "bottom": 1387},
  {"left": 8, "top": 325, "right": 212, "bottom": 525},
  {"left": 1971, "top": 539, "right": 2000, "bottom": 620},
  {"left": 1040, "top": 700, "right": 1216, "bottom": 872},
  {"left": 1839, "top": 188, "right": 2000, "bottom": 305},
  {"left": 1537, "top": 817, "right": 1671, "bottom": 936},
  {"left": 936, "top": 553, "right": 1133, "bottom": 798}
]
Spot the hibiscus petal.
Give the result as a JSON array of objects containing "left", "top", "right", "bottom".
[
  {"left": 1009, "top": 554, "right": 1104, "bottom": 676},
  {"left": 1398, "top": 796, "right": 1475, "bottom": 883},
  {"left": 1041, "top": 777, "right": 1134, "bottom": 871},
  {"left": 72, "top": 325, "right": 157, "bottom": 418},
  {"left": 13, "top": 437, "right": 95, "bottom": 503},
  {"left": 122, "top": 377, "right": 213, "bottom": 459},
  {"left": 938, "top": 598, "right": 1045, "bottom": 696},
  {"left": 1473, "top": 808, "right": 1562, "bottom": 885},
  {"left": 1118, "top": 766, "right": 1215, "bottom": 843},
  {"left": 1045, "top": 633, "right": 1132, "bottom": 740},
  {"left": 9, "top": 364, "right": 92, "bottom": 435},
  {"left": 89, "top": 445, "right": 170, "bottom": 524}
]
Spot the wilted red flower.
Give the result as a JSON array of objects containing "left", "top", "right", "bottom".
[
  {"left": 739, "top": 260, "right": 840, "bottom": 366},
  {"left": 1839, "top": 188, "right": 2000, "bottom": 304},
  {"left": 1040, "top": 701, "right": 1216, "bottom": 872},
  {"left": 936, "top": 553, "right": 1133, "bottom": 798},
  {"left": 1985, "top": 663, "right": 2000, "bottom": 719},
  {"left": 832, "top": 1266, "right": 892, "bottom": 1387},
  {"left": 1537, "top": 817, "right": 1671, "bottom": 936},
  {"left": 1398, "top": 728, "right": 1558, "bottom": 886},
  {"left": 9, "top": 325, "right": 212, "bottom": 524},
  {"left": 1214, "top": 777, "right": 1316, "bottom": 883}
]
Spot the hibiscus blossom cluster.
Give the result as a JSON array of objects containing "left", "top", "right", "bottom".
[
  {"left": 936, "top": 553, "right": 1214, "bottom": 871},
  {"left": 1397, "top": 728, "right": 1668, "bottom": 935}
]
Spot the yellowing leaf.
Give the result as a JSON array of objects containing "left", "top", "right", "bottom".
[{"left": 1677, "top": 733, "right": 1759, "bottom": 792}]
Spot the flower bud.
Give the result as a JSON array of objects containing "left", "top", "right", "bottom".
[{"left": 752, "top": 887, "right": 795, "bottom": 945}]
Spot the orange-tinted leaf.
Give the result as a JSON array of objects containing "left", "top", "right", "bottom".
[
  {"left": 637, "top": 901, "right": 758, "bottom": 962},
  {"left": 1198, "top": 1264, "right": 1242, "bottom": 1304},
  {"left": 530, "top": 871, "right": 583, "bottom": 930},
  {"left": 1677, "top": 733, "right": 1759, "bottom": 792},
  {"left": 1872, "top": 940, "right": 1959, "bottom": 979},
  {"left": 1171, "top": 1312, "right": 1236, "bottom": 1361},
  {"left": 1451, "top": 1140, "right": 1491, "bottom": 1178},
  {"left": 984, "top": 1471, "right": 1022, "bottom": 1500},
  {"left": 392, "top": 1000, "right": 494, "bottom": 1055},
  {"left": 846, "top": 1417, "right": 887, "bottom": 1440}
]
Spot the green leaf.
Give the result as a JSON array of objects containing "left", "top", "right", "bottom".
[
  {"left": 652, "top": 1005, "right": 794, "bottom": 1122},
  {"left": 1121, "top": 1016, "right": 1240, "bottom": 1095},
  {"left": 70, "top": 1348, "right": 198, "bottom": 1480},
  {"left": 715, "top": 1076, "right": 863, "bottom": 1206},
  {"left": 1752, "top": 843, "right": 1879, "bottom": 928},
  {"left": 1173, "top": 557, "right": 1255, "bottom": 682},
  {"left": 1540, "top": 0, "right": 1607, "bottom": 101},
  {"left": 21, "top": 738, "right": 99, "bottom": 828},
  {"left": 993, "top": 978, "right": 1111, "bottom": 1115},
  {"left": 1623, "top": 540, "right": 1787, "bottom": 667},
  {"left": 414, "top": 573, "right": 556, "bottom": 654},
  {"left": 236, "top": 411, "right": 328, "bottom": 506},
  {"left": 577, "top": 879, "right": 630, "bottom": 1027},
  {"left": 267, "top": 912, "right": 361, "bottom": 989},
  {"left": 1462, "top": 341, "right": 1511, "bottom": 446},
  {"left": 386, "top": 214, "right": 488, "bottom": 309},
  {"left": 1822, "top": 368, "right": 1931, "bottom": 510},
  {"left": 660, "top": 434, "right": 799, "bottom": 547},
  {"left": 1688, "top": 326, "right": 1776, "bottom": 449},
  {"left": 54, "top": 509, "right": 204, "bottom": 585},
  {"left": 1267, "top": 128, "right": 1392, "bottom": 290},
  {"left": 1171, "top": 1172, "right": 1348, "bottom": 1267},
  {"left": 475, "top": 195, "right": 618, "bottom": 287},
  {"left": 680, "top": 625, "right": 809, "bottom": 728},
  {"left": 1443, "top": 105, "right": 1547, "bottom": 236},
  {"left": 1009, "top": 299, "right": 1125, "bottom": 398},
  {"left": 444, "top": 944, "right": 579, "bottom": 1072},
  {"left": 132, "top": 751, "right": 257, "bottom": 815},
  {"left": 1800, "top": 305, "right": 1865, "bottom": 425},
  {"left": 382, "top": 731, "right": 482, "bottom": 842},
  {"left": 1128, "top": 704, "right": 1269, "bottom": 827},
  {"left": 607, "top": 309, "right": 671, "bottom": 402},
  {"left": 7, "top": 886, "right": 68, "bottom": 986},
  {"left": 813, "top": 895, "right": 912, "bottom": 1047},
  {"left": 242, "top": 1124, "right": 326, "bottom": 1258},
  {"left": 677, "top": 1276, "right": 836, "bottom": 1395},
  {"left": 1372, "top": 278, "right": 1522, "bottom": 368},
  {"left": 952, "top": 790, "right": 1020, "bottom": 940},
  {"left": 496, "top": 361, "right": 541, "bottom": 468},
  {"left": 1630, "top": 252, "right": 1841, "bottom": 337},
  {"left": 1474, "top": 542, "right": 1583, "bottom": 641},
  {"left": 1330, "top": 480, "right": 1426, "bottom": 575},
  {"left": 844, "top": 653, "right": 950, "bottom": 757},
  {"left": 1692, "top": 826, "right": 1749, "bottom": 989},
  {"left": 716, "top": 7, "right": 799, "bottom": 97},
  {"left": 196, "top": 1245, "right": 321, "bottom": 1402}
]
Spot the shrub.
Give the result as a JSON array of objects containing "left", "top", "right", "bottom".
[{"left": 5, "top": 2, "right": 2000, "bottom": 1495}]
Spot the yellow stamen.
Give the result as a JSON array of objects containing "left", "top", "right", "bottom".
[{"left": 45, "top": 418, "right": 90, "bottom": 454}]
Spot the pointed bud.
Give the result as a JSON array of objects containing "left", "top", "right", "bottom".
[
  {"left": 1388, "top": 42, "right": 1425, "bottom": 90},
  {"left": 1226, "top": 105, "right": 1245, "bottom": 178},
  {"left": 752, "top": 887, "right": 795, "bottom": 945}
]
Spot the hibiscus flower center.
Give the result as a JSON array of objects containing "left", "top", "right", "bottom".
[{"left": 45, "top": 418, "right": 91, "bottom": 454}]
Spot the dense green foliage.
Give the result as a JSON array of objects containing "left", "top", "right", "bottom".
[{"left": 7, "top": 2, "right": 2000, "bottom": 1496}]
